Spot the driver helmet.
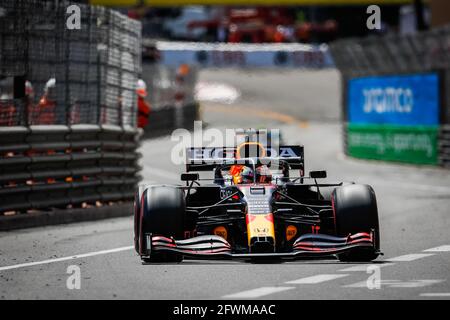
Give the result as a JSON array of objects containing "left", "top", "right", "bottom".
[{"left": 233, "top": 166, "right": 254, "bottom": 184}]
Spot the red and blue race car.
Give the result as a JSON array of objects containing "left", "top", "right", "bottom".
[{"left": 134, "top": 131, "right": 380, "bottom": 263}]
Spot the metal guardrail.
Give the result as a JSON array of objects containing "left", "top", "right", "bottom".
[{"left": 0, "top": 125, "right": 142, "bottom": 213}]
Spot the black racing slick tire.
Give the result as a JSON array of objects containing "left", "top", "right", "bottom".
[
  {"left": 139, "top": 186, "right": 185, "bottom": 263},
  {"left": 320, "top": 181, "right": 354, "bottom": 201},
  {"left": 332, "top": 184, "right": 380, "bottom": 262},
  {"left": 133, "top": 185, "right": 147, "bottom": 254}
]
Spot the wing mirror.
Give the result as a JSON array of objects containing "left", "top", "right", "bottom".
[
  {"left": 181, "top": 173, "right": 199, "bottom": 181},
  {"left": 309, "top": 170, "right": 327, "bottom": 179}
]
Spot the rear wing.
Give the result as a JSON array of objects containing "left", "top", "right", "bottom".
[{"left": 185, "top": 145, "right": 304, "bottom": 174}]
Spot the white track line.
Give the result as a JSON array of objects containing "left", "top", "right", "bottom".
[
  {"left": 285, "top": 274, "right": 348, "bottom": 284},
  {"left": 420, "top": 293, "right": 450, "bottom": 297},
  {"left": 345, "top": 279, "right": 444, "bottom": 288},
  {"left": 388, "top": 280, "right": 444, "bottom": 288},
  {"left": 223, "top": 287, "right": 295, "bottom": 299},
  {"left": 341, "top": 247, "right": 447, "bottom": 271},
  {"left": 339, "top": 263, "right": 395, "bottom": 272},
  {"left": 423, "top": 245, "right": 450, "bottom": 252},
  {"left": 388, "top": 253, "right": 434, "bottom": 262},
  {"left": 0, "top": 246, "right": 133, "bottom": 272}
]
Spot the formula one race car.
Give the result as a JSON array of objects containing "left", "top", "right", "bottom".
[{"left": 134, "top": 131, "right": 381, "bottom": 263}]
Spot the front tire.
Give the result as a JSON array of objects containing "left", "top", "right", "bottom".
[
  {"left": 332, "top": 184, "right": 380, "bottom": 262},
  {"left": 134, "top": 185, "right": 147, "bottom": 253},
  {"left": 138, "top": 186, "right": 185, "bottom": 263}
]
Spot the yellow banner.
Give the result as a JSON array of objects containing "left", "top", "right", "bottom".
[{"left": 90, "top": 0, "right": 413, "bottom": 6}]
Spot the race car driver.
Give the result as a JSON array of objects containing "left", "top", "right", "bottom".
[
  {"left": 231, "top": 165, "right": 272, "bottom": 184},
  {"left": 231, "top": 166, "right": 254, "bottom": 184}
]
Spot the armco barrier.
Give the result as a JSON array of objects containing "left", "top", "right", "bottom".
[{"left": 0, "top": 125, "right": 141, "bottom": 214}]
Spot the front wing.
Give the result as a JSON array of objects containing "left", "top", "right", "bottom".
[{"left": 146, "top": 232, "right": 378, "bottom": 260}]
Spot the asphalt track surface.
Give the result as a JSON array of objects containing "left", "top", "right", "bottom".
[{"left": 1, "top": 69, "right": 450, "bottom": 300}]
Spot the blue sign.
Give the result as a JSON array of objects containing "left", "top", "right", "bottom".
[{"left": 348, "top": 73, "right": 439, "bottom": 125}]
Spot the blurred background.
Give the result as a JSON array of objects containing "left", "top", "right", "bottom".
[{"left": 94, "top": 0, "right": 444, "bottom": 42}]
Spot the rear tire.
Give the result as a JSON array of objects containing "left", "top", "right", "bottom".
[
  {"left": 332, "top": 184, "right": 380, "bottom": 262},
  {"left": 139, "top": 186, "right": 185, "bottom": 263}
]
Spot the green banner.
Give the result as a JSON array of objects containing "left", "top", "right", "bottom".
[{"left": 347, "top": 124, "right": 438, "bottom": 165}]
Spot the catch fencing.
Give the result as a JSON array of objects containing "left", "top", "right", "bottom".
[
  {"left": 331, "top": 25, "right": 450, "bottom": 168},
  {"left": 0, "top": 0, "right": 141, "bottom": 127},
  {"left": 0, "top": 0, "right": 143, "bottom": 215}
]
